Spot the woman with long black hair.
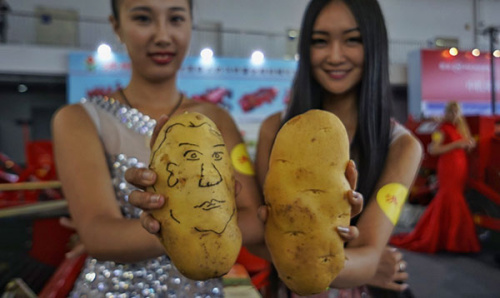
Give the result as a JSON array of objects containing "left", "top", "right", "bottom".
[{"left": 255, "top": 0, "right": 422, "bottom": 296}]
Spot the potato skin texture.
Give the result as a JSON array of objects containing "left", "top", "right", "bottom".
[
  {"left": 264, "top": 110, "right": 351, "bottom": 295},
  {"left": 147, "top": 112, "right": 242, "bottom": 280}
]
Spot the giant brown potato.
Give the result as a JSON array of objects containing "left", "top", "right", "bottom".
[
  {"left": 264, "top": 109, "right": 351, "bottom": 295},
  {"left": 147, "top": 112, "right": 242, "bottom": 280}
]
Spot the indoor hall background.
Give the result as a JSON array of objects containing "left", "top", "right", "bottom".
[
  {"left": 2, "top": 0, "right": 500, "bottom": 164},
  {"left": 0, "top": 0, "right": 499, "bottom": 297}
]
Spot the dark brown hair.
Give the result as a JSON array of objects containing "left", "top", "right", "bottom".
[
  {"left": 284, "top": 0, "right": 392, "bottom": 207},
  {"left": 111, "top": 0, "right": 193, "bottom": 20}
]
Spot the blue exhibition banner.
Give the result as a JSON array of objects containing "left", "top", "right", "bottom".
[{"left": 67, "top": 51, "right": 297, "bottom": 124}]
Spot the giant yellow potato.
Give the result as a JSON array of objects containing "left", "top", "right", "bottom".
[
  {"left": 264, "top": 109, "right": 351, "bottom": 295},
  {"left": 148, "top": 112, "right": 242, "bottom": 280}
]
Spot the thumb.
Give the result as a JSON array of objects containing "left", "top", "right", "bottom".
[{"left": 257, "top": 205, "right": 269, "bottom": 223}]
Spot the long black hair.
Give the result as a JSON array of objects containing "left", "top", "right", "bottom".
[
  {"left": 283, "top": 0, "right": 392, "bottom": 205},
  {"left": 111, "top": 0, "right": 194, "bottom": 20}
]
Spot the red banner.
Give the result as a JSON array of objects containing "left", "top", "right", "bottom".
[{"left": 421, "top": 49, "right": 500, "bottom": 103}]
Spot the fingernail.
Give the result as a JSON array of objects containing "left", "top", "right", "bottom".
[
  {"left": 151, "top": 194, "right": 160, "bottom": 203},
  {"left": 399, "top": 262, "right": 407, "bottom": 271},
  {"left": 402, "top": 284, "right": 409, "bottom": 290},
  {"left": 150, "top": 222, "right": 159, "bottom": 231},
  {"left": 351, "top": 160, "right": 356, "bottom": 168},
  {"left": 142, "top": 170, "right": 154, "bottom": 181},
  {"left": 337, "top": 226, "right": 350, "bottom": 233}
]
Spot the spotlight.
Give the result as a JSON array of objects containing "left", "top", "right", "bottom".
[
  {"left": 494, "top": 50, "right": 500, "bottom": 58},
  {"left": 251, "top": 51, "right": 265, "bottom": 65},
  {"left": 472, "top": 49, "right": 480, "bottom": 57},
  {"left": 97, "top": 44, "right": 113, "bottom": 61},
  {"left": 18, "top": 84, "right": 28, "bottom": 93},
  {"left": 449, "top": 47, "right": 458, "bottom": 56},
  {"left": 287, "top": 30, "right": 298, "bottom": 40},
  {"left": 200, "top": 48, "right": 213, "bottom": 60}
]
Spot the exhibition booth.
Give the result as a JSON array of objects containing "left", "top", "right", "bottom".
[{"left": 1, "top": 47, "right": 499, "bottom": 296}]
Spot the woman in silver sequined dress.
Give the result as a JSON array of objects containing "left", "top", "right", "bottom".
[{"left": 52, "top": 0, "right": 267, "bottom": 296}]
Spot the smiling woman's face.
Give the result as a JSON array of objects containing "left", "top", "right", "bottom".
[
  {"left": 310, "top": 0, "right": 364, "bottom": 98},
  {"left": 111, "top": 0, "right": 192, "bottom": 83}
]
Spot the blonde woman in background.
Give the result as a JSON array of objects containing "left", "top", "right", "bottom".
[{"left": 391, "top": 101, "right": 480, "bottom": 253}]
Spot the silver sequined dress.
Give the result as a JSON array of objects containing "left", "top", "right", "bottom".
[{"left": 69, "top": 96, "right": 224, "bottom": 298}]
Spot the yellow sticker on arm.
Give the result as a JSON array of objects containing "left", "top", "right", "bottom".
[
  {"left": 376, "top": 183, "right": 409, "bottom": 225},
  {"left": 431, "top": 131, "right": 443, "bottom": 143},
  {"left": 230, "top": 143, "right": 255, "bottom": 175}
]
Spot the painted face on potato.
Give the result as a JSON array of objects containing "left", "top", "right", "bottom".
[
  {"left": 152, "top": 122, "right": 235, "bottom": 234},
  {"left": 148, "top": 112, "right": 241, "bottom": 280}
]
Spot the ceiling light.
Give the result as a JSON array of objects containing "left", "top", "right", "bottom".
[
  {"left": 251, "top": 51, "right": 265, "bottom": 66},
  {"left": 97, "top": 44, "right": 113, "bottom": 61},
  {"left": 449, "top": 47, "right": 458, "bottom": 56}
]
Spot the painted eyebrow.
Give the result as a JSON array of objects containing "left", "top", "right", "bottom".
[
  {"left": 213, "top": 144, "right": 225, "bottom": 148},
  {"left": 179, "top": 143, "right": 199, "bottom": 147}
]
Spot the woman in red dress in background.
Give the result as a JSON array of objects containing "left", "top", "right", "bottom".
[{"left": 391, "top": 101, "right": 481, "bottom": 253}]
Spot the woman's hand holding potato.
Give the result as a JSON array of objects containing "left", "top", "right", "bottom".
[
  {"left": 127, "top": 114, "right": 169, "bottom": 234},
  {"left": 126, "top": 112, "right": 246, "bottom": 280},
  {"left": 367, "top": 246, "right": 409, "bottom": 291},
  {"left": 145, "top": 112, "right": 241, "bottom": 280},
  {"left": 257, "top": 159, "right": 363, "bottom": 242},
  {"left": 126, "top": 169, "right": 243, "bottom": 235},
  {"left": 126, "top": 168, "right": 164, "bottom": 233},
  {"left": 126, "top": 110, "right": 363, "bottom": 287},
  {"left": 263, "top": 110, "right": 361, "bottom": 295},
  {"left": 128, "top": 158, "right": 363, "bottom": 242}
]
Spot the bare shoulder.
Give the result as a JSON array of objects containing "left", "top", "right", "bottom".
[
  {"left": 262, "top": 112, "right": 282, "bottom": 129},
  {"left": 51, "top": 104, "right": 103, "bottom": 155},
  {"left": 259, "top": 112, "right": 282, "bottom": 141},
  {"left": 389, "top": 131, "right": 423, "bottom": 158},
  {"left": 52, "top": 104, "right": 94, "bottom": 132}
]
